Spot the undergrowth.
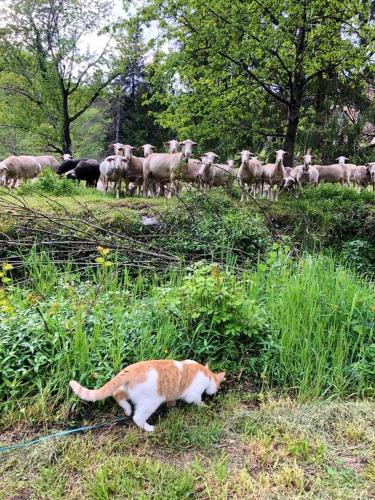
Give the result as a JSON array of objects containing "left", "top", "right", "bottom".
[
  {"left": 17, "top": 169, "right": 86, "bottom": 196},
  {"left": 0, "top": 248, "right": 373, "bottom": 422}
]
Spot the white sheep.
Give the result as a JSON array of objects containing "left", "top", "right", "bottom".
[
  {"left": 99, "top": 155, "right": 127, "bottom": 199},
  {"left": 237, "top": 150, "right": 263, "bottom": 200},
  {"left": 0, "top": 155, "right": 42, "bottom": 188},
  {"left": 316, "top": 156, "right": 350, "bottom": 186},
  {"left": 261, "top": 149, "right": 287, "bottom": 201},
  {"left": 143, "top": 139, "right": 198, "bottom": 197}
]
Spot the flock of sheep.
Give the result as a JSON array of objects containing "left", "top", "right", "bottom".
[{"left": 0, "top": 139, "right": 374, "bottom": 201}]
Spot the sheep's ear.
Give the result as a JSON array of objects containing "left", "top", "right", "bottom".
[
  {"left": 107, "top": 157, "right": 114, "bottom": 162},
  {"left": 213, "top": 153, "right": 219, "bottom": 158},
  {"left": 150, "top": 145, "right": 156, "bottom": 149},
  {"left": 179, "top": 140, "right": 186, "bottom": 146},
  {"left": 192, "top": 141, "right": 198, "bottom": 146},
  {"left": 216, "top": 372, "right": 226, "bottom": 383}
]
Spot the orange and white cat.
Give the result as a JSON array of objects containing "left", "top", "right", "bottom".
[{"left": 69, "top": 359, "right": 225, "bottom": 432}]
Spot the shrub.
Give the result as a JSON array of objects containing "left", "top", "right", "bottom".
[
  {"left": 158, "top": 189, "right": 272, "bottom": 262},
  {"left": 17, "top": 169, "right": 81, "bottom": 196}
]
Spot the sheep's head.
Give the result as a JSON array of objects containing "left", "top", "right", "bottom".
[
  {"left": 335, "top": 156, "right": 349, "bottom": 164},
  {"left": 226, "top": 159, "right": 235, "bottom": 169},
  {"left": 275, "top": 149, "right": 287, "bottom": 163},
  {"left": 165, "top": 140, "right": 179, "bottom": 154},
  {"left": 366, "top": 162, "right": 375, "bottom": 183},
  {"left": 303, "top": 154, "right": 312, "bottom": 170},
  {"left": 109, "top": 143, "right": 126, "bottom": 156},
  {"left": 239, "top": 150, "right": 254, "bottom": 164},
  {"left": 142, "top": 144, "right": 156, "bottom": 157},
  {"left": 0, "top": 163, "right": 8, "bottom": 177},
  {"left": 280, "top": 176, "right": 296, "bottom": 192},
  {"left": 180, "top": 139, "right": 198, "bottom": 159},
  {"left": 66, "top": 170, "right": 77, "bottom": 180},
  {"left": 107, "top": 155, "right": 126, "bottom": 171},
  {"left": 122, "top": 145, "right": 136, "bottom": 161},
  {"left": 198, "top": 153, "right": 216, "bottom": 177}
]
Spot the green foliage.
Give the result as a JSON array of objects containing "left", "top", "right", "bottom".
[
  {"left": 0, "top": 250, "right": 373, "bottom": 420},
  {"left": 17, "top": 169, "right": 81, "bottom": 196},
  {"left": 272, "top": 185, "right": 375, "bottom": 273},
  {"left": 148, "top": 262, "right": 266, "bottom": 368},
  {"left": 258, "top": 253, "right": 375, "bottom": 399},
  {"left": 158, "top": 189, "right": 272, "bottom": 261},
  {"left": 340, "top": 239, "right": 374, "bottom": 274},
  {"left": 0, "top": 0, "right": 121, "bottom": 154},
  {"left": 143, "top": 0, "right": 374, "bottom": 162}
]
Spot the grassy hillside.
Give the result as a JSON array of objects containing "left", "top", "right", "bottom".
[
  {"left": 1, "top": 177, "right": 374, "bottom": 499},
  {"left": 1, "top": 172, "right": 375, "bottom": 272}
]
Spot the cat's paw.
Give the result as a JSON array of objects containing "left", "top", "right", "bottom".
[
  {"left": 194, "top": 400, "right": 206, "bottom": 406},
  {"left": 144, "top": 423, "right": 155, "bottom": 432}
]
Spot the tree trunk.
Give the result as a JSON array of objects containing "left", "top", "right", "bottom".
[
  {"left": 115, "top": 99, "right": 121, "bottom": 142},
  {"left": 283, "top": 90, "right": 303, "bottom": 168},
  {"left": 62, "top": 91, "right": 72, "bottom": 155}
]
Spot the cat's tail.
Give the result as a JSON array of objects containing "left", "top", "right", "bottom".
[{"left": 69, "top": 370, "right": 129, "bottom": 402}]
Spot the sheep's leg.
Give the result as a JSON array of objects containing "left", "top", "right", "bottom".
[
  {"left": 250, "top": 182, "right": 255, "bottom": 198},
  {"left": 240, "top": 181, "right": 245, "bottom": 202},
  {"left": 142, "top": 174, "right": 149, "bottom": 197},
  {"left": 169, "top": 173, "right": 176, "bottom": 198}
]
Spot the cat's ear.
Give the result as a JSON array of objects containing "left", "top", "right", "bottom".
[{"left": 216, "top": 372, "right": 226, "bottom": 383}]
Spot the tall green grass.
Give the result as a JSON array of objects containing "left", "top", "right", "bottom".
[
  {"left": 251, "top": 254, "right": 374, "bottom": 399},
  {"left": 0, "top": 250, "right": 373, "bottom": 421}
]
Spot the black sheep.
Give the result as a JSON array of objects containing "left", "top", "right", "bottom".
[
  {"left": 66, "top": 160, "right": 100, "bottom": 188},
  {"left": 56, "top": 159, "right": 84, "bottom": 175}
]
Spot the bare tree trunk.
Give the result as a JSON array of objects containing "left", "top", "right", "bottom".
[
  {"left": 115, "top": 100, "right": 121, "bottom": 142},
  {"left": 283, "top": 80, "right": 304, "bottom": 168},
  {"left": 283, "top": 104, "right": 300, "bottom": 168},
  {"left": 62, "top": 91, "right": 72, "bottom": 155}
]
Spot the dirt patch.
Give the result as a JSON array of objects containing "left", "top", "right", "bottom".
[{"left": 339, "top": 454, "right": 368, "bottom": 473}]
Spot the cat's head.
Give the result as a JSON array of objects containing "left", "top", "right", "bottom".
[{"left": 205, "top": 365, "right": 226, "bottom": 395}]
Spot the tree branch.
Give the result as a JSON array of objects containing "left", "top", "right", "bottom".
[
  {"left": 68, "top": 37, "right": 113, "bottom": 95},
  {"left": 69, "top": 73, "right": 121, "bottom": 123},
  {"left": 217, "top": 51, "right": 290, "bottom": 106}
]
